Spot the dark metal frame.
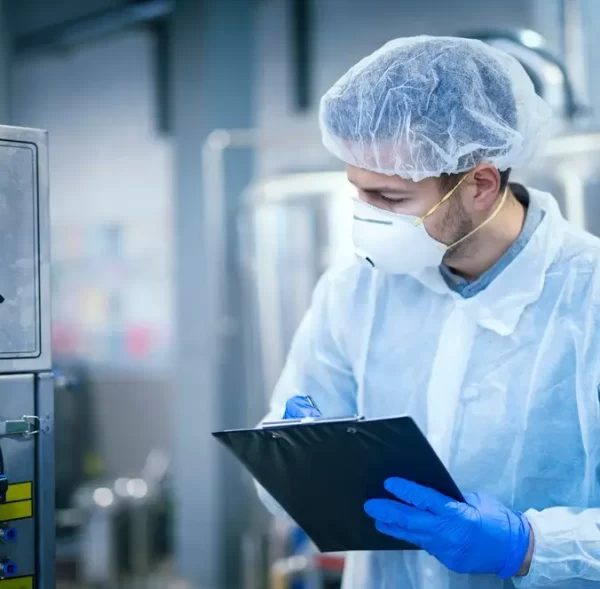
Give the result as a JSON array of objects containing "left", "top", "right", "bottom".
[
  {"left": 36, "top": 372, "right": 55, "bottom": 589},
  {"left": 13, "top": 0, "right": 174, "bottom": 55}
]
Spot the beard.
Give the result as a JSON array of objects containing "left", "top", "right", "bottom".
[{"left": 440, "top": 194, "right": 476, "bottom": 263}]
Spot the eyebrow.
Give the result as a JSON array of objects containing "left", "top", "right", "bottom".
[{"left": 347, "top": 178, "right": 412, "bottom": 194}]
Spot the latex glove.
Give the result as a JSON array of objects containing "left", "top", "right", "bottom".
[
  {"left": 364, "top": 478, "right": 531, "bottom": 578},
  {"left": 283, "top": 395, "right": 322, "bottom": 419}
]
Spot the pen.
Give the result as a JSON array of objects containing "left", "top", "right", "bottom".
[
  {"left": 305, "top": 395, "right": 320, "bottom": 412},
  {"left": 260, "top": 396, "right": 328, "bottom": 429}
]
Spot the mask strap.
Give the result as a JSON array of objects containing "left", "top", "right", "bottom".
[
  {"left": 446, "top": 185, "right": 510, "bottom": 252},
  {"left": 413, "top": 173, "right": 470, "bottom": 227}
]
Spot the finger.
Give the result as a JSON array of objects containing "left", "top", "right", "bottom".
[
  {"left": 384, "top": 478, "right": 454, "bottom": 515},
  {"left": 283, "top": 396, "right": 322, "bottom": 419},
  {"left": 374, "top": 520, "right": 430, "bottom": 548},
  {"left": 364, "top": 499, "right": 436, "bottom": 530},
  {"left": 462, "top": 491, "right": 490, "bottom": 509}
]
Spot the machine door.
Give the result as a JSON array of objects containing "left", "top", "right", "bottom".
[{"left": 0, "top": 140, "right": 40, "bottom": 358}]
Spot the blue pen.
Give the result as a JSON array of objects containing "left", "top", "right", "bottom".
[{"left": 305, "top": 395, "right": 320, "bottom": 412}]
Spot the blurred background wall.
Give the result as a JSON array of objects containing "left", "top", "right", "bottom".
[
  {"left": 12, "top": 26, "right": 173, "bottom": 477},
  {"left": 0, "top": 0, "right": 597, "bottom": 588}
]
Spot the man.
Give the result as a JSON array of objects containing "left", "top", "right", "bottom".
[{"left": 258, "top": 36, "right": 600, "bottom": 588}]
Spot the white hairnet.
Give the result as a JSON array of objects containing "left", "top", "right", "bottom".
[{"left": 319, "top": 36, "right": 553, "bottom": 181}]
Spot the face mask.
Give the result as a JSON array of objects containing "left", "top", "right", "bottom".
[{"left": 352, "top": 176, "right": 508, "bottom": 275}]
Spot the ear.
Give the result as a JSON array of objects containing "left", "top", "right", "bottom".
[{"left": 468, "top": 164, "right": 502, "bottom": 213}]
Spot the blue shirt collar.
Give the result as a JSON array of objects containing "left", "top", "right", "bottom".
[{"left": 439, "top": 185, "right": 545, "bottom": 299}]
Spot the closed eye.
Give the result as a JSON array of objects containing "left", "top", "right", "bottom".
[
  {"left": 355, "top": 187, "right": 413, "bottom": 212},
  {"left": 363, "top": 190, "right": 405, "bottom": 205},
  {"left": 379, "top": 194, "right": 405, "bottom": 205}
]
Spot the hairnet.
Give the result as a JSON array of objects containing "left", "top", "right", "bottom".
[{"left": 319, "top": 36, "right": 552, "bottom": 181}]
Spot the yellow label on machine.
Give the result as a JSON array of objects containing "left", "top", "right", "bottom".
[
  {"left": 0, "top": 501, "right": 32, "bottom": 521},
  {"left": 0, "top": 576, "right": 33, "bottom": 589},
  {"left": 5, "top": 483, "right": 32, "bottom": 503},
  {"left": 0, "top": 482, "right": 34, "bottom": 521}
]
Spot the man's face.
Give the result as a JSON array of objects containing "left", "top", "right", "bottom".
[{"left": 346, "top": 165, "right": 474, "bottom": 256}]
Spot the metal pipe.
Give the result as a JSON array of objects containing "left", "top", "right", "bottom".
[
  {"left": 201, "top": 129, "right": 321, "bottom": 383},
  {"left": 543, "top": 132, "right": 600, "bottom": 156},
  {"left": 14, "top": 0, "right": 175, "bottom": 55},
  {"left": 460, "top": 29, "right": 581, "bottom": 118},
  {"left": 201, "top": 129, "right": 323, "bottom": 588},
  {"left": 563, "top": 0, "right": 588, "bottom": 104}
]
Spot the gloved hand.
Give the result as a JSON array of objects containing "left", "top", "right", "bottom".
[
  {"left": 283, "top": 395, "right": 322, "bottom": 419},
  {"left": 364, "top": 478, "right": 531, "bottom": 578}
]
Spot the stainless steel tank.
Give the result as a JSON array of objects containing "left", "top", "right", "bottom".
[
  {"left": 515, "top": 130, "right": 600, "bottom": 232},
  {"left": 238, "top": 172, "right": 354, "bottom": 405}
]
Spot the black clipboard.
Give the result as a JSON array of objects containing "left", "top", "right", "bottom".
[{"left": 213, "top": 415, "right": 464, "bottom": 553}]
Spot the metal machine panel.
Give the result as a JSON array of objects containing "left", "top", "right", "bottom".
[
  {"left": 0, "top": 374, "right": 35, "bottom": 580},
  {"left": 0, "top": 126, "right": 54, "bottom": 589}
]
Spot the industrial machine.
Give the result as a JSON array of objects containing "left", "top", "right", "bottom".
[{"left": 0, "top": 125, "right": 54, "bottom": 589}]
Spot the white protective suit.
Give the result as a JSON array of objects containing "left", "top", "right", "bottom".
[{"left": 259, "top": 187, "right": 600, "bottom": 588}]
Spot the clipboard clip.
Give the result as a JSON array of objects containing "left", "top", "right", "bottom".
[{"left": 260, "top": 415, "right": 364, "bottom": 429}]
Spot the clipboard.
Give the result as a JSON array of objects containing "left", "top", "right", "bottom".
[{"left": 213, "top": 415, "right": 464, "bottom": 553}]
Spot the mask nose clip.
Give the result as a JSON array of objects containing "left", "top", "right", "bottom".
[{"left": 355, "top": 249, "right": 375, "bottom": 268}]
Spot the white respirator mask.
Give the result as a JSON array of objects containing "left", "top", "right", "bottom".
[{"left": 352, "top": 175, "right": 508, "bottom": 275}]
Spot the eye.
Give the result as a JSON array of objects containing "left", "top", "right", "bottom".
[
  {"left": 379, "top": 194, "right": 405, "bottom": 205},
  {"left": 357, "top": 189, "right": 406, "bottom": 207}
]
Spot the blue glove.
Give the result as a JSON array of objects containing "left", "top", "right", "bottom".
[
  {"left": 364, "top": 478, "right": 531, "bottom": 578},
  {"left": 283, "top": 395, "right": 322, "bottom": 419}
]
